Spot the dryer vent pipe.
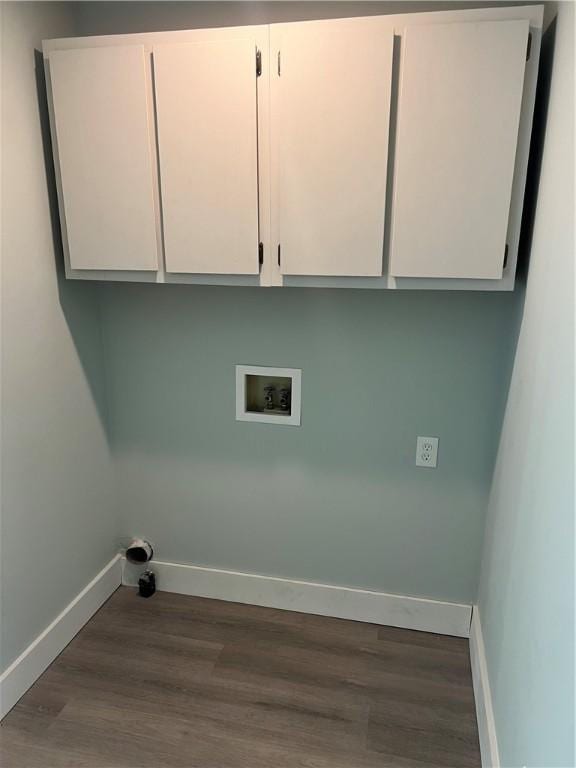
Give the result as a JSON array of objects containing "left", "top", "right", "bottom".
[{"left": 125, "top": 538, "right": 154, "bottom": 564}]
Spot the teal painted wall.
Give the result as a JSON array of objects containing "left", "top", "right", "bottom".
[
  {"left": 477, "top": 5, "right": 575, "bottom": 766},
  {"left": 1, "top": 2, "right": 117, "bottom": 673},
  {"left": 101, "top": 286, "right": 520, "bottom": 603},
  {"left": 77, "top": 0, "right": 525, "bottom": 609}
]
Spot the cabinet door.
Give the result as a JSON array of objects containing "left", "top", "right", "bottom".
[
  {"left": 272, "top": 19, "right": 393, "bottom": 277},
  {"left": 153, "top": 39, "right": 260, "bottom": 275},
  {"left": 48, "top": 46, "right": 159, "bottom": 271},
  {"left": 389, "top": 20, "right": 529, "bottom": 280}
]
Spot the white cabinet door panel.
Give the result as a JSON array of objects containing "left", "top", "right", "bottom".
[
  {"left": 273, "top": 19, "right": 393, "bottom": 277},
  {"left": 389, "top": 20, "right": 529, "bottom": 280},
  {"left": 49, "top": 46, "right": 159, "bottom": 271},
  {"left": 154, "top": 39, "right": 259, "bottom": 275}
]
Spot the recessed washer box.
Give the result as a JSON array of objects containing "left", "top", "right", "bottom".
[{"left": 236, "top": 365, "right": 302, "bottom": 426}]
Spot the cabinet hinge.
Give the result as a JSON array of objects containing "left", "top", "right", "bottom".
[
  {"left": 526, "top": 31, "right": 532, "bottom": 61},
  {"left": 277, "top": 50, "right": 281, "bottom": 76},
  {"left": 256, "top": 49, "right": 262, "bottom": 77},
  {"left": 277, "top": 244, "right": 281, "bottom": 266},
  {"left": 258, "top": 242, "right": 264, "bottom": 266},
  {"left": 503, "top": 244, "right": 509, "bottom": 270}
]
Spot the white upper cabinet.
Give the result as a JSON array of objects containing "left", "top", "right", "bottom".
[
  {"left": 153, "top": 35, "right": 260, "bottom": 275},
  {"left": 271, "top": 19, "right": 393, "bottom": 277},
  {"left": 43, "top": 5, "right": 542, "bottom": 288},
  {"left": 48, "top": 45, "right": 159, "bottom": 271},
  {"left": 389, "top": 20, "right": 529, "bottom": 280}
]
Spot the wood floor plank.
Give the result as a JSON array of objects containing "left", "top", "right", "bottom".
[
  {"left": 377, "top": 625, "right": 470, "bottom": 654},
  {"left": 37, "top": 666, "right": 369, "bottom": 756},
  {"left": 0, "top": 587, "right": 480, "bottom": 768}
]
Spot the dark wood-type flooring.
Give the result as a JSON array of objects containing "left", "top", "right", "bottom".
[{"left": 1, "top": 587, "right": 480, "bottom": 767}]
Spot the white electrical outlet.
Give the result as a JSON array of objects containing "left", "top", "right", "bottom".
[{"left": 416, "top": 436, "right": 439, "bottom": 468}]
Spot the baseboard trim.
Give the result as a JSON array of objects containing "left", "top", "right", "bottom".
[
  {"left": 0, "top": 555, "right": 122, "bottom": 720},
  {"left": 122, "top": 559, "right": 471, "bottom": 638},
  {"left": 470, "top": 606, "right": 500, "bottom": 768}
]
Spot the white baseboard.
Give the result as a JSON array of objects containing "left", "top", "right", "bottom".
[
  {"left": 470, "top": 606, "right": 500, "bottom": 768},
  {"left": 0, "top": 555, "right": 122, "bottom": 720},
  {"left": 123, "top": 559, "right": 472, "bottom": 638}
]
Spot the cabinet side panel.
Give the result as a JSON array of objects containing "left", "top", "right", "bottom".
[{"left": 49, "top": 45, "right": 159, "bottom": 271}]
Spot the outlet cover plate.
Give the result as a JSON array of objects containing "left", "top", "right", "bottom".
[{"left": 416, "top": 436, "right": 439, "bottom": 468}]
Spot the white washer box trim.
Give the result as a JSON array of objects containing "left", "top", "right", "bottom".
[{"left": 235, "top": 364, "right": 302, "bottom": 426}]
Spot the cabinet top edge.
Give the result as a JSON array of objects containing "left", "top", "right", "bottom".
[
  {"left": 42, "top": 4, "right": 543, "bottom": 53},
  {"left": 42, "top": 23, "right": 270, "bottom": 54}
]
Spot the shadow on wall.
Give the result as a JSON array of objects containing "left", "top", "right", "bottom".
[
  {"left": 34, "top": 48, "right": 111, "bottom": 441},
  {"left": 517, "top": 15, "right": 557, "bottom": 285},
  {"left": 486, "top": 15, "right": 559, "bottom": 431},
  {"left": 72, "top": 1, "right": 518, "bottom": 36}
]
